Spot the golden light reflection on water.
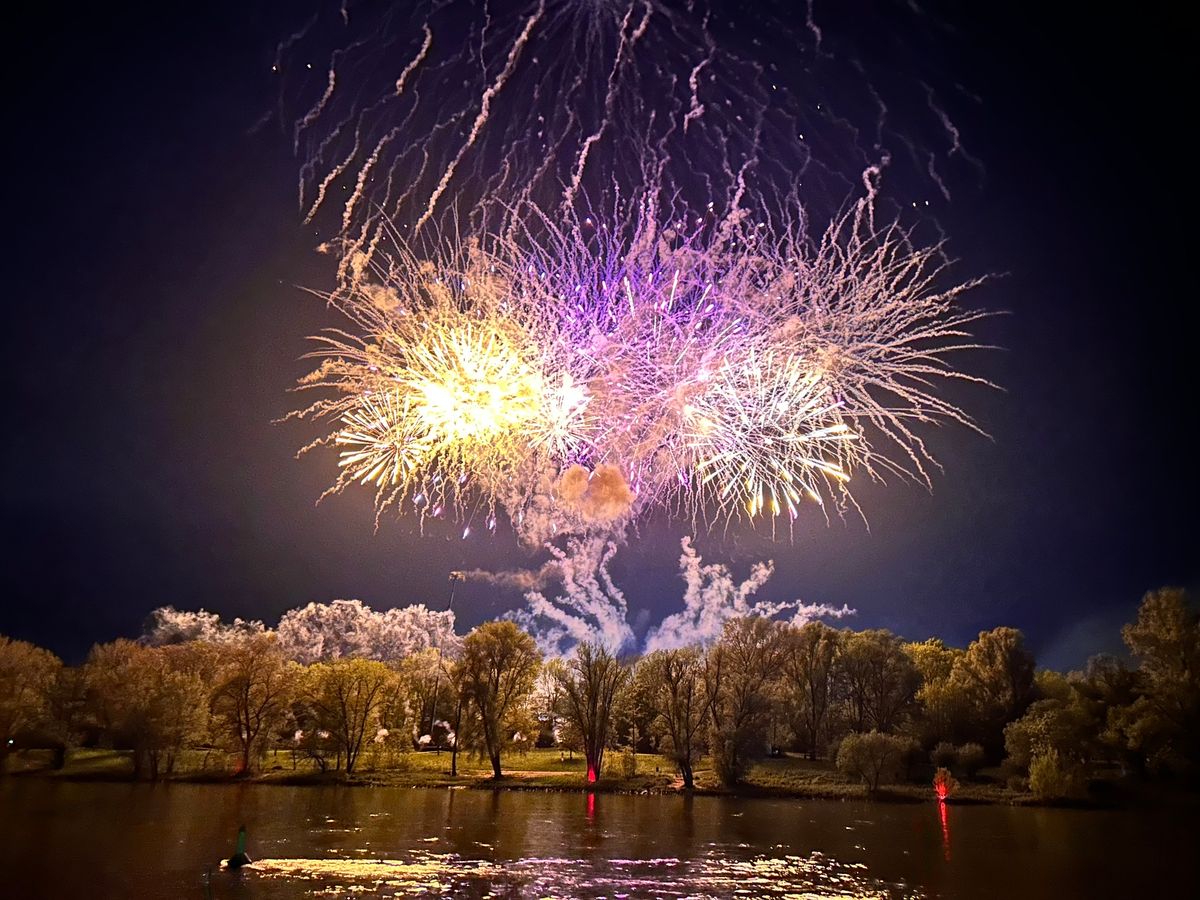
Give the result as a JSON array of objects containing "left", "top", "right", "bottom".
[{"left": 250, "top": 850, "right": 919, "bottom": 899}]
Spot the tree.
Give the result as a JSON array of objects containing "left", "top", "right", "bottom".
[
  {"left": 210, "top": 633, "right": 297, "bottom": 774},
  {"left": 952, "top": 627, "right": 1035, "bottom": 751},
  {"left": 532, "top": 658, "right": 568, "bottom": 748},
  {"left": 906, "top": 638, "right": 968, "bottom": 747},
  {"left": 780, "top": 622, "right": 841, "bottom": 758},
  {"left": 1120, "top": 587, "right": 1200, "bottom": 772},
  {"left": 555, "top": 642, "right": 628, "bottom": 783},
  {"left": 83, "top": 640, "right": 208, "bottom": 780},
  {"left": 1028, "top": 748, "right": 1085, "bottom": 801},
  {"left": 705, "top": 617, "right": 786, "bottom": 785},
  {"left": 0, "top": 636, "right": 61, "bottom": 774},
  {"left": 395, "top": 647, "right": 457, "bottom": 749},
  {"left": 1003, "top": 697, "right": 1093, "bottom": 775},
  {"left": 303, "top": 659, "right": 395, "bottom": 773},
  {"left": 635, "top": 647, "right": 709, "bottom": 789},
  {"left": 1073, "top": 655, "right": 1141, "bottom": 774},
  {"left": 459, "top": 621, "right": 541, "bottom": 778},
  {"left": 838, "top": 630, "right": 919, "bottom": 734},
  {"left": 836, "top": 731, "right": 913, "bottom": 793}
]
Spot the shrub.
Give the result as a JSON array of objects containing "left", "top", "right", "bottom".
[
  {"left": 836, "top": 732, "right": 912, "bottom": 793},
  {"left": 930, "top": 741, "right": 957, "bottom": 769},
  {"left": 1029, "top": 750, "right": 1085, "bottom": 801},
  {"left": 955, "top": 742, "right": 986, "bottom": 779}
]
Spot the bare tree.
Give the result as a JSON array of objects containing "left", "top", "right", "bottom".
[
  {"left": 635, "top": 647, "right": 709, "bottom": 788},
  {"left": 555, "top": 642, "right": 627, "bottom": 783}
]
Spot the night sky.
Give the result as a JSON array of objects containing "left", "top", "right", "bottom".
[{"left": 5, "top": 1, "right": 1194, "bottom": 668}]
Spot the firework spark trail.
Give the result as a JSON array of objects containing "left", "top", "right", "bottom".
[
  {"left": 279, "top": 0, "right": 985, "bottom": 269},
  {"left": 562, "top": 1, "right": 652, "bottom": 209},
  {"left": 291, "top": 187, "right": 992, "bottom": 550},
  {"left": 414, "top": 2, "right": 546, "bottom": 232}
]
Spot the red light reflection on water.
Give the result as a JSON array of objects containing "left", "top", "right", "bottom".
[
  {"left": 938, "top": 800, "right": 951, "bottom": 861},
  {"left": 586, "top": 792, "right": 596, "bottom": 820}
]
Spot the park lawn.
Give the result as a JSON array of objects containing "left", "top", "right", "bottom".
[
  {"left": 9, "top": 746, "right": 681, "bottom": 793},
  {"left": 9, "top": 747, "right": 1029, "bottom": 803}
]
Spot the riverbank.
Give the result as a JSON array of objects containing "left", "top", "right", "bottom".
[{"left": 2, "top": 747, "right": 1088, "bottom": 806}]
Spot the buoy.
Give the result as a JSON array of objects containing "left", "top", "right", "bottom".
[{"left": 227, "top": 824, "right": 252, "bottom": 869}]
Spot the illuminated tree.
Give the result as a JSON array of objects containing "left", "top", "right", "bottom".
[
  {"left": 837, "top": 629, "right": 919, "bottom": 734},
  {"left": 836, "top": 731, "right": 913, "bottom": 794},
  {"left": 952, "top": 627, "right": 1035, "bottom": 751},
  {"left": 781, "top": 622, "right": 842, "bottom": 758},
  {"left": 1121, "top": 587, "right": 1200, "bottom": 772},
  {"left": 83, "top": 640, "right": 208, "bottom": 780},
  {"left": 554, "top": 642, "right": 628, "bottom": 783},
  {"left": 209, "top": 633, "right": 297, "bottom": 774},
  {"left": 906, "top": 638, "right": 968, "bottom": 747},
  {"left": 302, "top": 658, "right": 396, "bottom": 773},
  {"left": 459, "top": 621, "right": 541, "bottom": 778}
]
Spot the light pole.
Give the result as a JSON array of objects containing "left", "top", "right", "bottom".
[{"left": 428, "top": 570, "right": 464, "bottom": 753}]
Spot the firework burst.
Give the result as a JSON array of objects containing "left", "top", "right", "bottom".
[{"left": 292, "top": 194, "right": 993, "bottom": 542}]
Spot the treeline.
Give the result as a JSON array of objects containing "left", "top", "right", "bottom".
[{"left": 1, "top": 588, "right": 1196, "bottom": 801}]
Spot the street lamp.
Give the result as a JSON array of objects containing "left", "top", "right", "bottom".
[{"left": 427, "top": 571, "right": 464, "bottom": 752}]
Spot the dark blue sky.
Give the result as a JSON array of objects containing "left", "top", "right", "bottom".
[{"left": 4, "top": 2, "right": 1194, "bottom": 667}]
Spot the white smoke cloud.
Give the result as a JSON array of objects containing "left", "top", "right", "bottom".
[
  {"left": 460, "top": 559, "right": 563, "bottom": 592},
  {"left": 643, "top": 537, "right": 854, "bottom": 652},
  {"left": 508, "top": 536, "right": 635, "bottom": 657},
  {"left": 501, "top": 534, "right": 855, "bottom": 657}
]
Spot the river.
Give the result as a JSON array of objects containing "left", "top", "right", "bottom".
[{"left": 0, "top": 781, "right": 1194, "bottom": 898}]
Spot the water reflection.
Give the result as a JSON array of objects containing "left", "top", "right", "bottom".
[
  {"left": 938, "top": 801, "right": 951, "bottom": 862},
  {"left": 2, "top": 781, "right": 1197, "bottom": 900},
  {"left": 251, "top": 849, "right": 918, "bottom": 898}
]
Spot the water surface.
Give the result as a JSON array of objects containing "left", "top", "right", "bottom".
[{"left": 0, "top": 781, "right": 1193, "bottom": 898}]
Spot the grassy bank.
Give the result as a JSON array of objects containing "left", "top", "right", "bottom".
[{"left": 7, "top": 747, "right": 1041, "bottom": 804}]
